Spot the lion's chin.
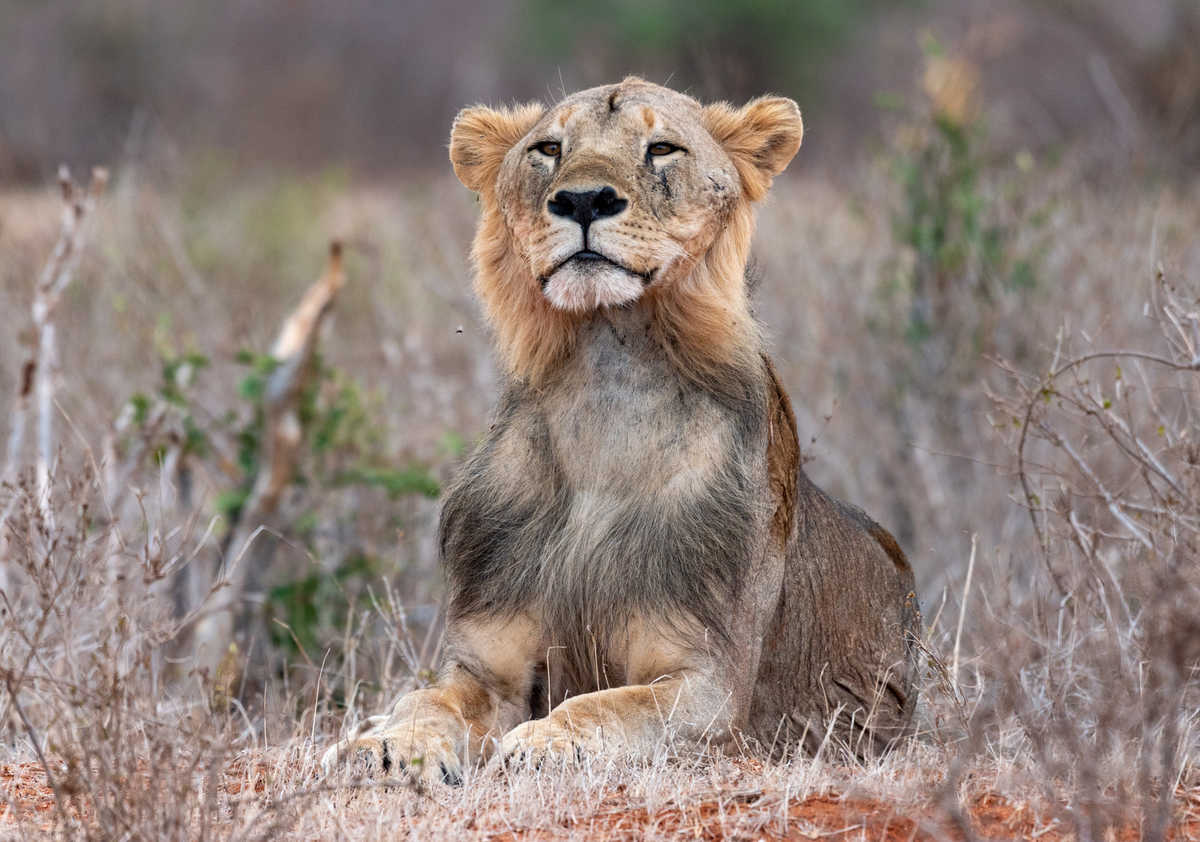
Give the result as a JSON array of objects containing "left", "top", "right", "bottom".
[{"left": 542, "top": 262, "right": 645, "bottom": 312}]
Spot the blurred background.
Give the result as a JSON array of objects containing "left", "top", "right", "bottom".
[{"left": 1, "top": 0, "right": 1197, "bottom": 181}]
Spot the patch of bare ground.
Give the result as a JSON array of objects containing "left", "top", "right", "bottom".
[
  {"left": 0, "top": 763, "right": 58, "bottom": 829},
  {"left": 4, "top": 759, "right": 1198, "bottom": 840}
]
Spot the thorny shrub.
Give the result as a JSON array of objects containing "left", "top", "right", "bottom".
[
  {"left": 0, "top": 469, "right": 242, "bottom": 839},
  {"left": 962, "top": 269, "right": 1200, "bottom": 839},
  {"left": 0, "top": 464, "right": 435, "bottom": 839}
]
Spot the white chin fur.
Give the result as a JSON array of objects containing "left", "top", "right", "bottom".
[{"left": 543, "top": 262, "right": 645, "bottom": 312}]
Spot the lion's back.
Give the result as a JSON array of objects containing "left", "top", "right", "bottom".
[{"left": 749, "top": 469, "right": 920, "bottom": 756}]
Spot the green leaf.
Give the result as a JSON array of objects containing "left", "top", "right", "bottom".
[
  {"left": 873, "top": 91, "right": 906, "bottom": 111},
  {"left": 183, "top": 415, "right": 209, "bottom": 457},
  {"left": 238, "top": 374, "right": 265, "bottom": 401},
  {"left": 215, "top": 488, "right": 250, "bottom": 520},
  {"left": 336, "top": 466, "right": 440, "bottom": 499},
  {"left": 1008, "top": 260, "right": 1036, "bottom": 290},
  {"left": 129, "top": 393, "right": 151, "bottom": 425}
]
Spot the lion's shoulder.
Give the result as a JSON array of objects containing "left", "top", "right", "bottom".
[{"left": 763, "top": 355, "right": 800, "bottom": 547}]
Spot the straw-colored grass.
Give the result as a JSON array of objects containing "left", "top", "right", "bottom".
[{"left": 1, "top": 153, "right": 1198, "bottom": 838}]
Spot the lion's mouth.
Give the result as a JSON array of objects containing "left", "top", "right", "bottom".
[
  {"left": 541, "top": 250, "right": 654, "bottom": 288},
  {"left": 571, "top": 249, "right": 608, "bottom": 264}
]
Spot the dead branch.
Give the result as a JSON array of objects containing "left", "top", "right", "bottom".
[
  {"left": 1, "top": 166, "right": 107, "bottom": 592},
  {"left": 192, "top": 242, "right": 346, "bottom": 679},
  {"left": 999, "top": 271, "right": 1200, "bottom": 593}
]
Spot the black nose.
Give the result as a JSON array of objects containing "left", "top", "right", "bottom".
[{"left": 547, "top": 186, "right": 627, "bottom": 228}]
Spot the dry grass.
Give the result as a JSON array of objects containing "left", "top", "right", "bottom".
[{"left": 1, "top": 146, "right": 1199, "bottom": 838}]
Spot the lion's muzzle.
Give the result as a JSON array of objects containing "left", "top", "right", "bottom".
[
  {"left": 539, "top": 184, "right": 649, "bottom": 312},
  {"left": 547, "top": 186, "right": 628, "bottom": 229}
]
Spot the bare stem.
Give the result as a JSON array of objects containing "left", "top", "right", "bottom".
[
  {"left": 951, "top": 532, "right": 976, "bottom": 695},
  {"left": 192, "top": 241, "right": 347, "bottom": 678},
  {"left": 2, "top": 166, "right": 107, "bottom": 586}
]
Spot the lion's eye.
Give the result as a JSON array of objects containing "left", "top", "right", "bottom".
[
  {"left": 647, "top": 142, "right": 682, "bottom": 158},
  {"left": 532, "top": 141, "right": 561, "bottom": 157}
]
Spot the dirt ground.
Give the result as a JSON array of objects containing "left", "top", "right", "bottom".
[{"left": 4, "top": 760, "right": 1198, "bottom": 840}]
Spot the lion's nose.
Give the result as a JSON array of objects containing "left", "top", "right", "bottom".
[{"left": 547, "top": 187, "right": 628, "bottom": 228}]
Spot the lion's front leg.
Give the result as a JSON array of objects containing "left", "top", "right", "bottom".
[
  {"left": 328, "top": 676, "right": 488, "bottom": 785},
  {"left": 323, "top": 616, "right": 538, "bottom": 786},
  {"left": 499, "top": 670, "right": 733, "bottom": 767}
]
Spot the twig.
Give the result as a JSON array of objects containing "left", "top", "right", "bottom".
[
  {"left": 951, "top": 533, "right": 977, "bottom": 694},
  {"left": 192, "top": 242, "right": 347, "bottom": 677},
  {"left": 35, "top": 168, "right": 108, "bottom": 521},
  {"left": 1, "top": 166, "right": 107, "bottom": 591},
  {"left": 1010, "top": 338, "right": 1196, "bottom": 590},
  {"left": 3, "top": 673, "right": 71, "bottom": 830},
  {"left": 1052, "top": 431, "right": 1154, "bottom": 551}
]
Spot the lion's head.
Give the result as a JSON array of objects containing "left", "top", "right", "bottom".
[{"left": 449, "top": 77, "right": 802, "bottom": 383}]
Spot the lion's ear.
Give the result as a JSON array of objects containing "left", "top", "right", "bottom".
[
  {"left": 702, "top": 96, "right": 803, "bottom": 202},
  {"left": 449, "top": 103, "right": 545, "bottom": 193}
]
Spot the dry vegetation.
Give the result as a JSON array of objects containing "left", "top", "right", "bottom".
[{"left": 2, "top": 94, "right": 1200, "bottom": 838}]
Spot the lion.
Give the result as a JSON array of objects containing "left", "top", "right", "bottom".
[{"left": 324, "top": 77, "right": 921, "bottom": 785}]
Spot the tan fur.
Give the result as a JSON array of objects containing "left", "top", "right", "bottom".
[
  {"left": 502, "top": 615, "right": 730, "bottom": 761},
  {"left": 701, "top": 96, "right": 803, "bottom": 202},
  {"left": 450, "top": 103, "right": 546, "bottom": 192},
  {"left": 469, "top": 193, "right": 580, "bottom": 384},
  {"left": 453, "top": 77, "right": 800, "bottom": 386},
  {"left": 647, "top": 200, "right": 760, "bottom": 388},
  {"left": 323, "top": 613, "right": 540, "bottom": 782},
  {"left": 324, "top": 79, "right": 918, "bottom": 785}
]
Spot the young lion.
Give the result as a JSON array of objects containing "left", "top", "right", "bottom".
[{"left": 325, "top": 77, "right": 920, "bottom": 785}]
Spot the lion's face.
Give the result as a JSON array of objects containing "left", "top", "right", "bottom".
[
  {"left": 449, "top": 78, "right": 802, "bottom": 379},
  {"left": 494, "top": 82, "right": 743, "bottom": 311}
]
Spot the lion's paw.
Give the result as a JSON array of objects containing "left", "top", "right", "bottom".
[
  {"left": 322, "top": 726, "right": 465, "bottom": 787},
  {"left": 499, "top": 717, "right": 600, "bottom": 770}
]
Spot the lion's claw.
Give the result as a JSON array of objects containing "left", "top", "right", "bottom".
[
  {"left": 499, "top": 718, "right": 592, "bottom": 770},
  {"left": 325, "top": 729, "right": 464, "bottom": 787},
  {"left": 440, "top": 761, "right": 463, "bottom": 786}
]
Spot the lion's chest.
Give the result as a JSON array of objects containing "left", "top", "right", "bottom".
[
  {"left": 539, "top": 314, "right": 732, "bottom": 499},
  {"left": 440, "top": 308, "right": 766, "bottom": 696}
]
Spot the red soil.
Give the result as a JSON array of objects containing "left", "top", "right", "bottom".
[
  {"left": 3, "top": 761, "right": 1198, "bottom": 840},
  {"left": 0, "top": 763, "right": 59, "bottom": 830},
  {"left": 484, "top": 790, "right": 1198, "bottom": 841}
]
